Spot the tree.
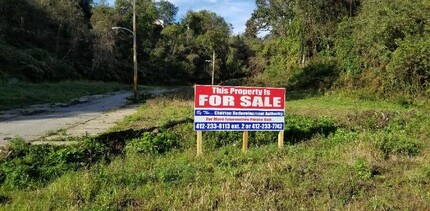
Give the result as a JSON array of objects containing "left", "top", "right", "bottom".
[
  {"left": 79, "top": 0, "right": 93, "bottom": 20},
  {"left": 91, "top": 4, "right": 119, "bottom": 80},
  {"left": 181, "top": 10, "right": 232, "bottom": 83},
  {"left": 226, "top": 35, "right": 252, "bottom": 79},
  {"left": 346, "top": 0, "right": 430, "bottom": 93},
  {"left": 0, "top": 0, "right": 93, "bottom": 81},
  {"left": 155, "top": 0, "right": 178, "bottom": 25},
  {"left": 111, "top": 0, "right": 158, "bottom": 83}
]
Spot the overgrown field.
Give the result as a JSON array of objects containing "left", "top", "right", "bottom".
[
  {"left": 0, "top": 89, "right": 429, "bottom": 210},
  {"left": 0, "top": 80, "right": 129, "bottom": 111}
]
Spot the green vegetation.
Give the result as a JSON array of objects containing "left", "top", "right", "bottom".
[
  {"left": 0, "top": 0, "right": 429, "bottom": 209},
  {"left": 2, "top": 0, "right": 427, "bottom": 98},
  {"left": 0, "top": 0, "right": 244, "bottom": 85},
  {"left": 0, "top": 80, "right": 128, "bottom": 110},
  {"left": 246, "top": 0, "right": 430, "bottom": 98},
  {"left": 0, "top": 138, "right": 110, "bottom": 190},
  {"left": 1, "top": 91, "right": 429, "bottom": 210}
]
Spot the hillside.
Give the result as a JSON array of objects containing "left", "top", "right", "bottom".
[{"left": 1, "top": 0, "right": 429, "bottom": 98}]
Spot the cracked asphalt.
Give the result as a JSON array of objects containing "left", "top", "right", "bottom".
[{"left": 0, "top": 91, "right": 133, "bottom": 146}]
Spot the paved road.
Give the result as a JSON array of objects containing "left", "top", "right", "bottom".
[{"left": 0, "top": 92, "right": 133, "bottom": 146}]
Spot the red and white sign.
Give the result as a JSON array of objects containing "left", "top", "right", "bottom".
[{"left": 194, "top": 85, "right": 285, "bottom": 131}]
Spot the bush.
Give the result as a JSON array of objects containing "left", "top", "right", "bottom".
[
  {"left": 326, "top": 129, "right": 359, "bottom": 145},
  {"left": 288, "top": 61, "right": 339, "bottom": 91},
  {"left": 335, "top": 19, "right": 361, "bottom": 76},
  {"left": 204, "top": 131, "right": 242, "bottom": 149},
  {"left": 375, "top": 133, "right": 420, "bottom": 159},
  {"left": 0, "top": 138, "right": 109, "bottom": 190},
  {"left": 342, "top": 0, "right": 430, "bottom": 95},
  {"left": 388, "top": 35, "right": 430, "bottom": 93},
  {"left": 0, "top": 43, "right": 79, "bottom": 82},
  {"left": 19, "top": 48, "right": 78, "bottom": 81},
  {"left": 125, "top": 131, "right": 180, "bottom": 155},
  {"left": 354, "top": 159, "right": 372, "bottom": 180},
  {"left": 283, "top": 115, "right": 337, "bottom": 144}
]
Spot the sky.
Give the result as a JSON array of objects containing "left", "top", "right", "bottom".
[{"left": 101, "top": 0, "right": 256, "bottom": 34}]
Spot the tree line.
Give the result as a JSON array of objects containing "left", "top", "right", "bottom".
[
  {"left": 0, "top": 0, "right": 246, "bottom": 85},
  {"left": 245, "top": 0, "right": 429, "bottom": 96},
  {"left": 0, "top": 0, "right": 429, "bottom": 96}
]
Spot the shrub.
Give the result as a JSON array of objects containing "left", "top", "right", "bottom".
[
  {"left": 343, "top": 0, "right": 430, "bottom": 95},
  {"left": 283, "top": 115, "right": 337, "bottom": 144},
  {"left": 288, "top": 61, "right": 339, "bottom": 91},
  {"left": 0, "top": 43, "right": 78, "bottom": 82},
  {"left": 388, "top": 35, "right": 430, "bottom": 93},
  {"left": 0, "top": 138, "right": 109, "bottom": 190},
  {"left": 204, "top": 131, "right": 242, "bottom": 149},
  {"left": 125, "top": 131, "right": 180, "bottom": 155},
  {"left": 375, "top": 133, "right": 420, "bottom": 159},
  {"left": 335, "top": 19, "right": 361, "bottom": 76},
  {"left": 326, "top": 129, "right": 359, "bottom": 145},
  {"left": 354, "top": 159, "right": 372, "bottom": 180}
]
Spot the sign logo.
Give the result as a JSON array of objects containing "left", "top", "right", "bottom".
[{"left": 194, "top": 85, "right": 285, "bottom": 131}]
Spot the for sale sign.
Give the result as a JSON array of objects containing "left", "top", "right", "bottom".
[{"left": 194, "top": 85, "right": 285, "bottom": 131}]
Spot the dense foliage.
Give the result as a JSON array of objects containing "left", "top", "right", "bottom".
[
  {"left": 0, "top": 0, "right": 429, "bottom": 95},
  {"left": 246, "top": 0, "right": 430, "bottom": 97},
  {"left": 0, "top": 0, "right": 250, "bottom": 85}
]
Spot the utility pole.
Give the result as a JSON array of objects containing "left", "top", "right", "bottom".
[
  {"left": 132, "top": 0, "right": 138, "bottom": 100},
  {"left": 212, "top": 50, "right": 215, "bottom": 85}
]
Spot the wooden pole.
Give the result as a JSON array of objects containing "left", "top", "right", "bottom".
[
  {"left": 197, "top": 131, "right": 203, "bottom": 156},
  {"left": 132, "top": 0, "right": 138, "bottom": 100},
  {"left": 242, "top": 131, "right": 249, "bottom": 152},
  {"left": 278, "top": 131, "right": 284, "bottom": 149}
]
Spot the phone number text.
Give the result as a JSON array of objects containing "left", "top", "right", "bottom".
[{"left": 194, "top": 122, "right": 284, "bottom": 131}]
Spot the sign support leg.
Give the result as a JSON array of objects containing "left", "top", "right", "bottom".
[
  {"left": 197, "top": 131, "right": 203, "bottom": 156},
  {"left": 242, "top": 131, "right": 249, "bottom": 152},
  {"left": 278, "top": 131, "right": 284, "bottom": 149}
]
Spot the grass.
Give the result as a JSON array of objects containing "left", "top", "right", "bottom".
[
  {"left": 287, "top": 94, "right": 409, "bottom": 118},
  {"left": 0, "top": 88, "right": 429, "bottom": 210},
  {"left": 0, "top": 80, "right": 130, "bottom": 111}
]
